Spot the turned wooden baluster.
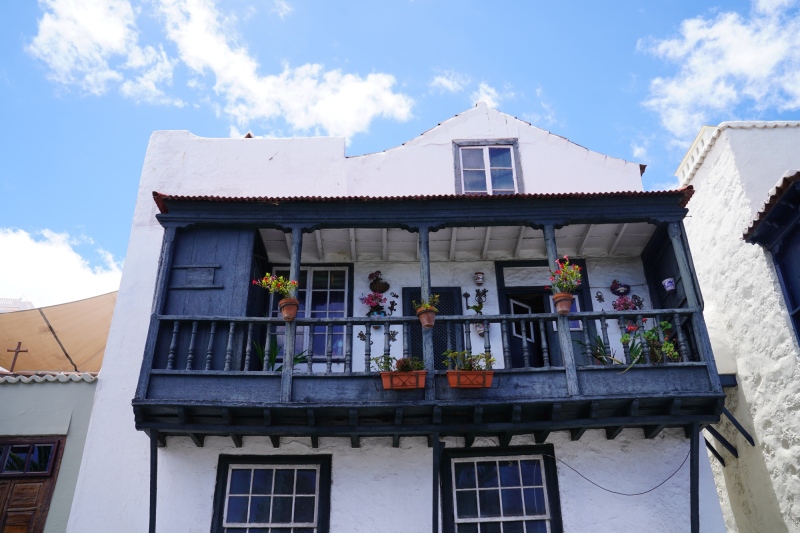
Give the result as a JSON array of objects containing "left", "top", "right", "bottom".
[
  {"left": 326, "top": 324, "right": 334, "bottom": 374},
  {"left": 345, "top": 322, "right": 353, "bottom": 373},
  {"left": 674, "top": 313, "right": 689, "bottom": 362},
  {"left": 501, "top": 319, "right": 511, "bottom": 369},
  {"left": 520, "top": 319, "right": 531, "bottom": 369},
  {"left": 205, "top": 321, "right": 217, "bottom": 370},
  {"left": 539, "top": 320, "right": 550, "bottom": 367},
  {"left": 243, "top": 322, "right": 254, "bottom": 371},
  {"left": 223, "top": 322, "right": 236, "bottom": 371},
  {"left": 166, "top": 321, "right": 180, "bottom": 370}
]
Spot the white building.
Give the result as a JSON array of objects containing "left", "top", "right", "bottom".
[
  {"left": 678, "top": 122, "right": 800, "bottom": 532},
  {"left": 69, "top": 103, "right": 726, "bottom": 532}
]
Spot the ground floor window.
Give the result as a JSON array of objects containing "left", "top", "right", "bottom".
[
  {"left": 441, "top": 446, "right": 562, "bottom": 533},
  {"left": 212, "top": 455, "right": 331, "bottom": 533}
]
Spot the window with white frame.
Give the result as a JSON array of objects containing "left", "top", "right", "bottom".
[
  {"left": 442, "top": 448, "right": 562, "bottom": 533},
  {"left": 270, "top": 267, "right": 349, "bottom": 362},
  {"left": 214, "top": 456, "right": 331, "bottom": 533},
  {"left": 459, "top": 145, "right": 518, "bottom": 195}
]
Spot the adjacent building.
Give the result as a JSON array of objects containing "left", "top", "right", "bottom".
[
  {"left": 68, "top": 104, "right": 726, "bottom": 532},
  {"left": 678, "top": 121, "right": 800, "bottom": 532}
]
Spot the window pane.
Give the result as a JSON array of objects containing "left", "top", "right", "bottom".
[
  {"left": 230, "top": 469, "right": 252, "bottom": 494},
  {"left": 294, "top": 496, "right": 316, "bottom": 522},
  {"left": 5, "top": 445, "right": 29, "bottom": 472},
  {"left": 311, "top": 291, "right": 328, "bottom": 312},
  {"left": 457, "top": 525, "right": 479, "bottom": 533},
  {"left": 462, "top": 148, "right": 485, "bottom": 169},
  {"left": 312, "top": 271, "right": 329, "bottom": 289},
  {"left": 478, "top": 489, "right": 501, "bottom": 517},
  {"left": 274, "top": 469, "right": 295, "bottom": 494},
  {"left": 480, "top": 523, "right": 501, "bottom": 533},
  {"left": 271, "top": 496, "right": 293, "bottom": 522},
  {"left": 28, "top": 445, "right": 53, "bottom": 473},
  {"left": 455, "top": 462, "right": 477, "bottom": 489},
  {"left": 488, "top": 147, "right": 512, "bottom": 168},
  {"left": 329, "top": 291, "right": 345, "bottom": 312},
  {"left": 226, "top": 496, "right": 248, "bottom": 523},
  {"left": 520, "top": 461, "right": 542, "bottom": 486},
  {"left": 330, "top": 270, "right": 346, "bottom": 289},
  {"left": 252, "top": 469, "right": 273, "bottom": 494},
  {"left": 296, "top": 469, "right": 317, "bottom": 494},
  {"left": 491, "top": 169, "right": 515, "bottom": 192},
  {"left": 476, "top": 462, "right": 498, "bottom": 488},
  {"left": 499, "top": 461, "right": 521, "bottom": 487},
  {"left": 456, "top": 490, "right": 478, "bottom": 518},
  {"left": 504, "top": 522, "right": 525, "bottom": 533},
  {"left": 249, "top": 496, "right": 271, "bottom": 523},
  {"left": 463, "top": 170, "right": 487, "bottom": 193},
  {"left": 313, "top": 334, "right": 326, "bottom": 356},
  {"left": 523, "top": 487, "right": 547, "bottom": 515},
  {"left": 502, "top": 488, "right": 524, "bottom": 516},
  {"left": 525, "top": 520, "right": 548, "bottom": 533}
]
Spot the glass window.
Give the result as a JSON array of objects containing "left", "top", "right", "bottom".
[
  {"left": 270, "top": 267, "right": 348, "bottom": 365},
  {"left": 221, "top": 463, "right": 323, "bottom": 533},
  {"left": 460, "top": 146, "right": 518, "bottom": 195},
  {"left": 451, "top": 456, "right": 554, "bottom": 533},
  {"left": 0, "top": 440, "right": 59, "bottom": 476}
]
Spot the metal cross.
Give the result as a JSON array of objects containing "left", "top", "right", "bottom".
[{"left": 6, "top": 342, "right": 28, "bottom": 372}]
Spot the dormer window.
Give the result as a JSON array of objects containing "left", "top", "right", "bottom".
[{"left": 455, "top": 140, "right": 522, "bottom": 195}]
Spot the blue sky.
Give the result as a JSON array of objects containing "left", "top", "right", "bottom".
[{"left": 2, "top": 0, "right": 800, "bottom": 306}]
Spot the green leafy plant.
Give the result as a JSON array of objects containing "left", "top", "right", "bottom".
[
  {"left": 412, "top": 293, "right": 440, "bottom": 312},
  {"left": 620, "top": 319, "right": 680, "bottom": 367},
  {"left": 442, "top": 350, "right": 495, "bottom": 371},
  {"left": 253, "top": 337, "right": 308, "bottom": 371},
  {"left": 576, "top": 335, "right": 624, "bottom": 365},
  {"left": 371, "top": 354, "right": 424, "bottom": 373},
  {"left": 547, "top": 256, "right": 582, "bottom": 294},
  {"left": 252, "top": 274, "right": 298, "bottom": 297}
]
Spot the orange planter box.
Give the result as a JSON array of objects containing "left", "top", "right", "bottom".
[
  {"left": 446, "top": 370, "right": 494, "bottom": 389},
  {"left": 380, "top": 370, "right": 427, "bottom": 390}
]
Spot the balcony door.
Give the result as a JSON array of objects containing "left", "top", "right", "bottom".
[{"left": 403, "top": 287, "right": 463, "bottom": 370}]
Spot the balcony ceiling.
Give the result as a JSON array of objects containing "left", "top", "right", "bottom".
[{"left": 259, "top": 222, "right": 656, "bottom": 263}]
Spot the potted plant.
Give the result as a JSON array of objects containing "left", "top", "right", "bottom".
[
  {"left": 547, "top": 256, "right": 582, "bottom": 316},
  {"left": 372, "top": 354, "right": 426, "bottom": 390},
  {"left": 412, "top": 294, "right": 440, "bottom": 329},
  {"left": 620, "top": 319, "right": 680, "bottom": 367},
  {"left": 360, "top": 291, "right": 388, "bottom": 329},
  {"left": 368, "top": 270, "right": 390, "bottom": 293},
  {"left": 443, "top": 350, "right": 496, "bottom": 388},
  {"left": 253, "top": 274, "right": 300, "bottom": 321},
  {"left": 611, "top": 294, "right": 641, "bottom": 311},
  {"left": 467, "top": 288, "right": 489, "bottom": 336},
  {"left": 610, "top": 279, "right": 631, "bottom": 296}
]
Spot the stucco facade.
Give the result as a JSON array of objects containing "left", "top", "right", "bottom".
[
  {"left": 69, "top": 104, "right": 724, "bottom": 532},
  {"left": 680, "top": 122, "right": 800, "bottom": 532}
]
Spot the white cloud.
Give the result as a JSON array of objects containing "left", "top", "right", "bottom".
[
  {"left": 642, "top": 1, "right": 800, "bottom": 141},
  {"left": 0, "top": 229, "right": 122, "bottom": 307},
  {"left": 522, "top": 86, "right": 557, "bottom": 127},
  {"left": 29, "top": 0, "right": 181, "bottom": 104},
  {"left": 272, "top": 0, "right": 293, "bottom": 19},
  {"left": 631, "top": 140, "right": 648, "bottom": 160},
  {"left": 430, "top": 71, "right": 469, "bottom": 93},
  {"left": 471, "top": 82, "right": 501, "bottom": 108},
  {"left": 158, "top": 0, "right": 413, "bottom": 139}
]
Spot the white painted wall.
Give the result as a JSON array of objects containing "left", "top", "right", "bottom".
[
  {"left": 69, "top": 106, "right": 700, "bottom": 532},
  {"left": 683, "top": 125, "right": 800, "bottom": 532},
  {"left": 0, "top": 380, "right": 97, "bottom": 533}
]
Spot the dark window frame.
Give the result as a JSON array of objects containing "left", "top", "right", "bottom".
[
  {"left": 211, "top": 454, "right": 332, "bottom": 533},
  {"left": 0, "top": 436, "right": 62, "bottom": 478},
  {"left": 441, "top": 445, "right": 563, "bottom": 533},
  {"left": 453, "top": 139, "right": 525, "bottom": 195}
]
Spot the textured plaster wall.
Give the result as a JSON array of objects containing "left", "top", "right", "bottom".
[
  {"left": 684, "top": 129, "right": 800, "bottom": 532},
  {"left": 121, "top": 429, "right": 722, "bottom": 532},
  {"left": 0, "top": 381, "right": 97, "bottom": 533}
]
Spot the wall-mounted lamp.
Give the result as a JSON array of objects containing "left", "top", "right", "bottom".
[
  {"left": 474, "top": 272, "right": 485, "bottom": 285},
  {"left": 662, "top": 278, "right": 676, "bottom": 292}
]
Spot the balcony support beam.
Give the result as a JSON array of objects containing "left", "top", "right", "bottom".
[
  {"left": 419, "top": 226, "right": 435, "bottom": 399},
  {"left": 690, "top": 422, "right": 700, "bottom": 533},
  {"left": 667, "top": 222, "right": 722, "bottom": 393},
  {"left": 543, "top": 224, "right": 580, "bottom": 397},
  {"left": 281, "top": 227, "right": 303, "bottom": 403},
  {"left": 149, "top": 430, "right": 158, "bottom": 533}
]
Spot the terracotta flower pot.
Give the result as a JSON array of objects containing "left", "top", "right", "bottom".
[
  {"left": 279, "top": 297, "right": 300, "bottom": 321},
  {"left": 369, "top": 280, "right": 390, "bottom": 293},
  {"left": 380, "top": 370, "right": 427, "bottom": 390},
  {"left": 416, "top": 308, "right": 437, "bottom": 329},
  {"left": 552, "top": 292, "right": 574, "bottom": 316},
  {"left": 446, "top": 370, "right": 494, "bottom": 388}
]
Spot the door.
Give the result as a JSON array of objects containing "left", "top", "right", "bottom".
[
  {"left": 506, "top": 293, "right": 551, "bottom": 368},
  {"left": 403, "top": 287, "right": 463, "bottom": 370}
]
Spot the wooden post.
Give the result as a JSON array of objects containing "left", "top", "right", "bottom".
[
  {"left": 667, "top": 222, "right": 722, "bottom": 392},
  {"left": 431, "top": 432, "right": 443, "bottom": 533},
  {"left": 419, "top": 226, "right": 435, "bottom": 399},
  {"left": 543, "top": 224, "right": 580, "bottom": 396},
  {"left": 149, "top": 430, "right": 158, "bottom": 533},
  {"left": 281, "top": 227, "right": 303, "bottom": 402},
  {"left": 690, "top": 423, "right": 700, "bottom": 533}
]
